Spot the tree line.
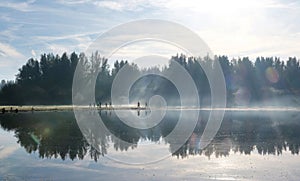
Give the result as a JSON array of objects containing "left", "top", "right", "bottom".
[{"left": 0, "top": 51, "right": 300, "bottom": 106}]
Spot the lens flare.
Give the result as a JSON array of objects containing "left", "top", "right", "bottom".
[
  {"left": 265, "top": 67, "right": 279, "bottom": 83},
  {"left": 72, "top": 19, "right": 227, "bottom": 164}
]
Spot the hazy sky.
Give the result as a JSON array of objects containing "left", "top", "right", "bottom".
[{"left": 0, "top": 0, "right": 300, "bottom": 80}]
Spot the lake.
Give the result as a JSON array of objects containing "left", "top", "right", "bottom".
[{"left": 1, "top": 109, "right": 300, "bottom": 180}]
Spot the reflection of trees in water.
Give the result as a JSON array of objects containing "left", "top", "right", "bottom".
[
  {"left": 173, "top": 112, "right": 300, "bottom": 159},
  {"left": 0, "top": 111, "right": 178, "bottom": 162},
  {"left": 1, "top": 111, "right": 300, "bottom": 161},
  {"left": 0, "top": 112, "right": 94, "bottom": 161}
]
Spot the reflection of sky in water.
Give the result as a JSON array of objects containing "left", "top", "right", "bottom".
[
  {"left": 1, "top": 111, "right": 300, "bottom": 180},
  {"left": 0, "top": 129, "right": 19, "bottom": 160},
  {"left": 1, "top": 146, "right": 299, "bottom": 180}
]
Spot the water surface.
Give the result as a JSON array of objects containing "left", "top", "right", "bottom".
[{"left": 1, "top": 110, "right": 300, "bottom": 180}]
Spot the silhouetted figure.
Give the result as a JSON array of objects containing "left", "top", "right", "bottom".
[
  {"left": 99, "top": 102, "right": 102, "bottom": 108},
  {"left": 137, "top": 101, "right": 140, "bottom": 108},
  {"left": 145, "top": 102, "right": 148, "bottom": 108},
  {"left": 109, "top": 102, "right": 112, "bottom": 108},
  {"left": 31, "top": 107, "right": 34, "bottom": 112},
  {"left": 105, "top": 103, "right": 108, "bottom": 108},
  {"left": 10, "top": 107, "right": 13, "bottom": 112},
  {"left": 15, "top": 109, "right": 18, "bottom": 113},
  {"left": 1, "top": 108, "right": 5, "bottom": 114}
]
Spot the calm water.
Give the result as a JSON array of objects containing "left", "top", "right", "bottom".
[{"left": 1, "top": 110, "right": 300, "bottom": 180}]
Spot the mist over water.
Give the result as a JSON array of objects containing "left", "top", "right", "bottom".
[
  {"left": 127, "top": 72, "right": 300, "bottom": 109},
  {"left": 129, "top": 74, "right": 181, "bottom": 107}
]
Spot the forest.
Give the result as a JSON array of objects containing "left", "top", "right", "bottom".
[{"left": 0, "top": 51, "right": 300, "bottom": 106}]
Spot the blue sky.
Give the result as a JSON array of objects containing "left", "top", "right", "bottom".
[{"left": 1, "top": 0, "right": 300, "bottom": 80}]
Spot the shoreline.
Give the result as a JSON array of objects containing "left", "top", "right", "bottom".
[
  {"left": 1, "top": 105, "right": 300, "bottom": 114},
  {"left": 0, "top": 105, "right": 146, "bottom": 113}
]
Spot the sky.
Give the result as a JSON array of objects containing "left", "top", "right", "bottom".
[{"left": 0, "top": 0, "right": 300, "bottom": 80}]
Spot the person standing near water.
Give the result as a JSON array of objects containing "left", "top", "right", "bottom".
[{"left": 137, "top": 101, "right": 140, "bottom": 108}]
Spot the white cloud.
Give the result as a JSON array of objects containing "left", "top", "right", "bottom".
[
  {"left": 109, "top": 40, "right": 186, "bottom": 62},
  {"left": 47, "top": 43, "right": 71, "bottom": 55},
  {"left": 45, "top": 35, "right": 93, "bottom": 55},
  {"left": 152, "top": 0, "right": 300, "bottom": 59},
  {"left": 0, "top": 15, "right": 12, "bottom": 22},
  {"left": 0, "top": 25, "right": 22, "bottom": 42},
  {"left": 35, "top": 31, "right": 100, "bottom": 42},
  {"left": 57, "top": 0, "right": 156, "bottom": 11},
  {"left": 0, "top": 0, "right": 36, "bottom": 12},
  {"left": 93, "top": 1, "right": 123, "bottom": 11},
  {"left": 0, "top": 43, "right": 26, "bottom": 79},
  {"left": 0, "top": 43, "right": 24, "bottom": 59},
  {"left": 57, "top": 0, "right": 91, "bottom": 5},
  {"left": 74, "top": 36, "right": 93, "bottom": 51},
  {"left": 42, "top": 32, "right": 94, "bottom": 55},
  {"left": 31, "top": 49, "right": 36, "bottom": 57}
]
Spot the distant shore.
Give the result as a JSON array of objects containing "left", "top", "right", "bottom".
[
  {"left": 1, "top": 105, "right": 300, "bottom": 114},
  {"left": 0, "top": 105, "right": 147, "bottom": 113}
]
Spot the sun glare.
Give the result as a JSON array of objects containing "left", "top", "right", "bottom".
[{"left": 168, "top": 0, "right": 267, "bottom": 14}]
